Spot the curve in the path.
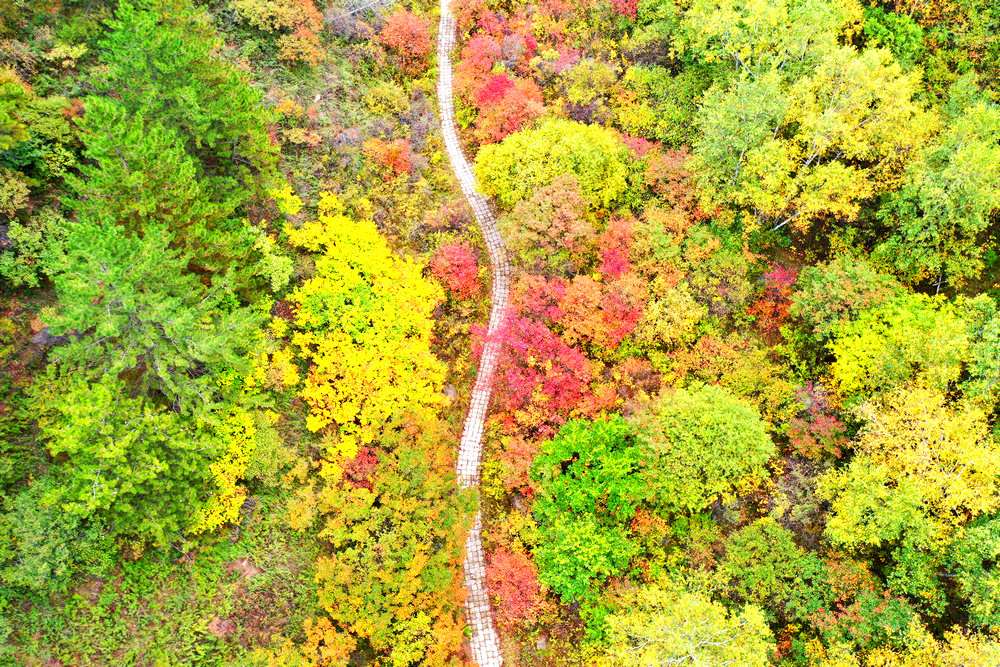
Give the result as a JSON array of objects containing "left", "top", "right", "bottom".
[{"left": 436, "top": 1, "right": 507, "bottom": 665}]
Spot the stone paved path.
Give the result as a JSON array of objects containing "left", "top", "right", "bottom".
[{"left": 436, "top": 1, "right": 507, "bottom": 665}]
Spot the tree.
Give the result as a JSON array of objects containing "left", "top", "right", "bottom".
[
  {"left": 812, "top": 623, "right": 1000, "bottom": 666},
  {"left": 67, "top": 97, "right": 258, "bottom": 276},
  {"left": 817, "top": 459, "right": 934, "bottom": 552},
  {"left": 0, "top": 70, "right": 75, "bottom": 288},
  {"left": 32, "top": 374, "right": 222, "bottom": 547},
  {"left": 856, "top": 386, "right": 999, "bottom": 527},
  {"left": 611, "top": 64, "right": 714, "bottom": 147},
  {"left": 875, "top": 93, "right": 1000, "bottom": 286},
  {"left": 475, "top": 118, "right": 641, "bottom": 210},
  {"left": 455, "top": 34, "right": 503, "bottom": 100},
  {"left": 530, "top": 417, "right": 644, "bottom": 604},
  {"left": 489, "top": 315, "right": 596, "bottom": 437},
  {"left": 633, "top": 280, "right": 707, "bottom": 352},
  {"left": 602, "top": 586, "right": 774, "bottom": 667},
  {"left": 949, "top": 514, "right": 1000, "bottom": 629},
  {"left": 95, "top": 0, "right": 276, "bottom": 201},
  {"left": 313, "top": 437, "right": 469, "bottom": 666},
  {"left": 473, "top": 76, "right": 545, "bottom": 144},
  {"left": 790, "top": 255, "right": 902, "bottom": 339},
  {"left": 691, "top": 47, "right": 934, "bottom": 231},
  {"left": 532, "top": 416, "right": 645, "bottom": 525},
  {"left": 716, "top": 518, "right": 833, "bottom": 624},
  {"left": 532, "top": 513, "right": 638, "bottom": 607},
  {"left": 0, "top": 71, "right": 29, "bottom": 150},
  {"left": 44, "top": 221, "right": 262, "bottom": 412},
  {"left": 557, "top": 274, "right": 646, "bottom": 352},
  {"left": 379, "top": 9, "right": 432, "bottom": 75},
  {"left": 430, "top": 242, "right": 480, "bottom": 299},
  {"left": 819, "top": 385, "right": 1000, "bottom": 550},
  {"left": 498, "top": 174, "right": 597, "bottom": 275},
  {"left": 828, "top": 294, "right": 970, "bottom": 397},
  {"left": 862, "top": 6, "right": 925, "bottom": 68},
  {"left": 631, "top": 384, "right": 775, "bottom": 514},
  {"left": 748, "top": 264, "right": 798, "bottom": 337},
  {"left": 287, "top": 194, "right": 445, "bottom": 443},
  {"left": 961, "top": 295, "right": 1000, "bottom": 406},
  {"left": 682, "top": 0, "right": 861, "bottom": 77},
  {"left": 668, "top": 334, "right": 799, "bottom": 427},
  {"left": 486, "top": 547, "right": 543, "bottom": 630}
]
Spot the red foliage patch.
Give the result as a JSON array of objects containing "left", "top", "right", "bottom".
[
  {"left": 611, "top": 0, "right": 639, "bottom": 19},
  {"left": 456, "top": 34, "right": 503, "bottom": 97},
  {"left": 430, "top": 243, "right": 480, "bottom": 299},
  {"left": 621, "top": 134, "right": 655, "bottom": 157},
  {"left": 749, "top": 264, "right": 798, "bottom": 338},
  {"left": 343, "top": 446, "right": 379, "bottom": 490},
  {"left": 473, "top": 77, "right": 544, "bottom": 144},
  {"left": 379, "top": 9, "right": 432, "bottom": 74},
  {"left": 598, "top": 217, "right": 634, "bottom": 279},
  {"left": 486, "top": 547, "right": 542, "bottom": 630},
  {"left": 363, "top": 138, "right": 412, "bottom": 176},
  {"left": 511, "top": 274, "right": 566, "bottom": 324},
  {"left": 557, "top": 274, "right": 644, "bottom": 350},
  {"left": 481, "top": 315, "right": 594, "bottom": 436},
  {"left": 476, "top": 73, "right": 516, "bottom": 107}
]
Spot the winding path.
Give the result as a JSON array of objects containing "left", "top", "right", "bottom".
[{"left": 437, "top": 1, "right": 507, "bottom": 665}]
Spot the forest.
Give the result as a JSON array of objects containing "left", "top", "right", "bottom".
[{"left": 0, "top": 0, "right": 997, "bottom": 665}]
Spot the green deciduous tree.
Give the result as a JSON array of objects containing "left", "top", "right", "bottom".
[
  {"left": 532, "top": 514, "right": 639, "bottom": 607},
  {"left": 532, "top": 416, "right": 645, "bottom": 525},
  {"left": 875, "top": 91, "right": 1000, "bottom": 287},
  {"left": 611, "top": 65, "right": 714, "bottom": 147},
  {"left": 682, "top": 0, "right": 862, "bottom": 77},
  {"left": 693, "top": 47, "right": 934, "bottom": 231},
  {"left": 632, "top": 384, "right": 775, "bottom": 514},
  {"left": 684, "top": 0, "right": 936, "bottom": 232},
  {"left": 531, "top": 417, "right": 643, "bottom": 604},
  {"left": 949, "top": 515, "right": 1000, "bottom": 629},
  {"left": 717, "top": 518, "right": 833, "bottom": 624}
]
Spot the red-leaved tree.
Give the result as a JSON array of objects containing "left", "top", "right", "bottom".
[
  {"left": 455, "top": 34, "right": 503, "bottom": 98},
  {"left": 363, "top": 137, "right": 413, "bottom": 176},
  {"left": 430, "top": 243, "right": 480, "bottom": 299},
  {"left": 749, "top": 264, "right": 798, "bottom": 338},
  {"left": 481, "top": 315, "right": 594, "bottom": 436},
  {"left": 611, "top": 0, "right": 639, "bottom": 20},
  {"left": 557, "top": 274, "right": 645, "bottom": 351},
  {"left": 379, "top": 9, "right": 432, "bottom": 74},
  {"left": 473, "top": 77, "right": 544, "bottom": 144},
  {"left": 486, "top": 547, "right": 543, "bottom": 630}
]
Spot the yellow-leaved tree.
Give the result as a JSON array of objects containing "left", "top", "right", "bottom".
[
  {"left": 819, "top": 384, "right": 1000, "bottom": 551},
  {"left": 287, "top": 193, "right": 446, "bottom": 447},
  {"left": 282, "top": 194, "right": 469, "bottom": 666}
]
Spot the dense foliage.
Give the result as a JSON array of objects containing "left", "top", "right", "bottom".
[{"left": 1, "top": 0, "right": 997, "bottom": 663}]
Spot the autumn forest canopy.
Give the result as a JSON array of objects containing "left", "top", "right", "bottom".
[{"left": 0, "top": 0, "right": 998, "bottom": 665}]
